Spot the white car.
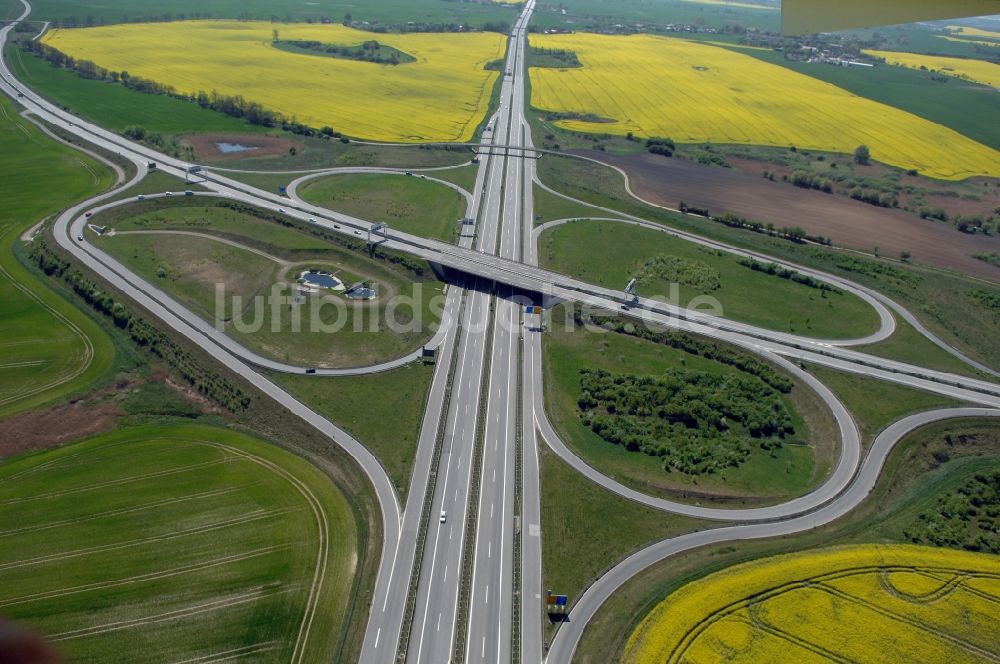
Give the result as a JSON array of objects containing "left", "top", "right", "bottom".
[
  {"left": 278, "top": 207, "right": 286, "bottom": 213},
  {"left": 439, "top": 511, "right": 447, "bottom": 524},
  {"left": 165, "top": 191, "right": 173, "bottom": 196},
  {"left": 76, "top": 235, "right": 83, "bottom": 241},
  {"left": 308, "top": 217, "right": 317, "bottom": 223}
]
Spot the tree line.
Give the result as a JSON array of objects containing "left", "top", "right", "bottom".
[
  {"left": 29, "top": 239, "right": 251, "bottom": 413},
  {"left": 737, "top": 257, "right": 842, "bottom": 293}
]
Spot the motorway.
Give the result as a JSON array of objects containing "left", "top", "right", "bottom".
[{"left": 3, "top": 0, "right": 1000, "bottom": 662}]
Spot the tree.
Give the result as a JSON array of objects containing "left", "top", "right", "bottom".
[
  {"left": 272, "top": 29, "right": 279, "bottom": 42},
  {"left": 854, "top": 144, "right": 871, "bottom": 166},
  {"left": 343, "top": 12, "right": 352, "bottom": 25},
  {"left": 900, "top": 250, "right": 912, "bottom": 262}
]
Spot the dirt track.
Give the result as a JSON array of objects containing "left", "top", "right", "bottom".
[{"left": 584, "top": 151, "right": 1000, "bottom": 282}]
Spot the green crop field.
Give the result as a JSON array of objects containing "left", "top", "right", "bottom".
[
  {"left": 542, "top": 306, "right": 837, "bottom": 504},
  {"left": 298, "top": 173, "right": 467, "bottom": 242},
  {"left": 0, "top": 423, "right": 359, "bottom": 663},
  {"left": 28, "top": 0, "right": 518, "bottom": 26},
  {"left": 0, "top": 95, "right": 116, "bottom": 418},
  {"left": 531, "top": 0, "right": 779, "bottom": 32},
  {"left": 739, "top": 48, "right": 1000, "bottom": 152},
  {"left": 538, "top": 219, "right": 880, "bottom": 339},
  {"left": 92, "top": 200, "right": 444, "bottom": 368}
]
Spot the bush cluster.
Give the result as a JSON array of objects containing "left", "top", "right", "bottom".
[
  {"left": 577, "top": 368, "right": 793, "bottom": 475},
  {"left": 634, "top": 254, "right": 721, "bottom": 291},
  {"left": 905, "top": 469, "right": 1000, "bottom": 554}
]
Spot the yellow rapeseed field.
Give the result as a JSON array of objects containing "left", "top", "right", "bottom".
[
  {"left": 43, "top": 22, "right": 506, "bottom": 143},
  {"left": 529, "top": 33, "right": 1000, "bottom": 179},
  {"left": 946, "top": 25, "right": 1000, "bottom": 41},
  {"left": 622, "top": 544, "right": 1000, "bottom": 664},
  {"left": 865, "top": 49, "right": 1000, "bottom": 89}
]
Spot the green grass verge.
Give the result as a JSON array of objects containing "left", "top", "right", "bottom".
[
  {"left": 536, "top": 155, "right": 1000, "bottom": 372},
  {"left": 0, "top": 95, "right": 116, "bottom": 418},
  {"left": 572, "top": 418, "right": 1000, "bottom": 663},
  {"left": 538, "top": 219, "right": 880, "bottom": 339},
  {"left": 0, "top": 422, "right": 359, "bottom": 663},
  {"left": 540, "top": 444, "right": 704, "bottom": 641},
  {"left": 542, "top": 308, "right": 838, "bottom": 505},
  {"left": 269, "top": 361, "right": 434, "bottom": 501},
  {"left": 92, "top": 200, "right": 444, "bottom": 368},
  {"left": 854, "top": 312, "right": 993, "bottom": 380},
  {"left": 806, "top": 364, "right": 965, "bottom": 448},
  {"left": 425, "top": 164, "right": 478, "bottom": 194},
  {"left": 533, "top": 183, "right": 607, "bottom": 224},
  {"left": 298, "top": 172, "right": 466, "bottom": 242}
]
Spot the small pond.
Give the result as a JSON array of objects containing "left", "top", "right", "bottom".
[{"left": 216, "top": 142, "right": 260, "bottom": 154}]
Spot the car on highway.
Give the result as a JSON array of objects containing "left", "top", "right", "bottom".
[
  {"left": 165, "top": 191, "right": 173, "bottom": 196},
  {"left": 439, "top": 511, "right": 447, "bottom": 523},
  {"left": 137, "top": 195, "right": 145, "bottom": 201},
  {"left": 84, "top": 211, "right": 93, "bottom": 218},
  {"left": 278, "top": 207, "right": 286, "bottom": 213},
  {"left": 305, "top": 368, "right": 317, "bottom": 374},
  {"left": 76, "top": 235, "right": 83, "bottom": 241}
]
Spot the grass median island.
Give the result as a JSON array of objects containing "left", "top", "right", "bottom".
[
  {"left": 0, "top": 95, "right": 116, "bottom": 418},
  {"left": 575, "top": 418, "right": 1000, "bottom": 664},
  {"left": 805, "top": 365, "right": 965, "bottom": 449},
  {"left": 540, "top": 445, "right": 705, "bottom": 641},
  {"left": 92, "top": 199, "right": 444, "bottom": 368},
  {"left": 542, "top": 306, "right": 837, "bottom": 505},
  {"left": 854, "top": 313, "right": 994, "bottom": 381},
  {"left": 270, "top": 362, "right": 435, "bottom": 500},
  {"left": 0, "top": 423, "right": 359, "bottom": 662},
  {"left": 538, "top": 219, "right": 880, "bottom": 339},
  {"left": 298, "top": 172, "right": 466, "bottom": 242}
]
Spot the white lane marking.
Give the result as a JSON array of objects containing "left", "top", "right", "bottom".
[
  {"left": 437, "top": 613, "right": 442, "bottom": 632},
  {"left": 374, "top": 627, "right": 381, "bottom": 649},
  {"left": 488, "top": 540, "right": 492, "bottom": 558},
  {"left": 444, "top": 564, "right": 448, "bottom": 581},
  {"left": 449, "top": 525, "right": 453, "bottom": 540}
]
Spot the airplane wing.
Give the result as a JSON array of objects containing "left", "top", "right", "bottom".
[{"left": 782, "top": 0, "right": 1000, "bottom": 34}]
